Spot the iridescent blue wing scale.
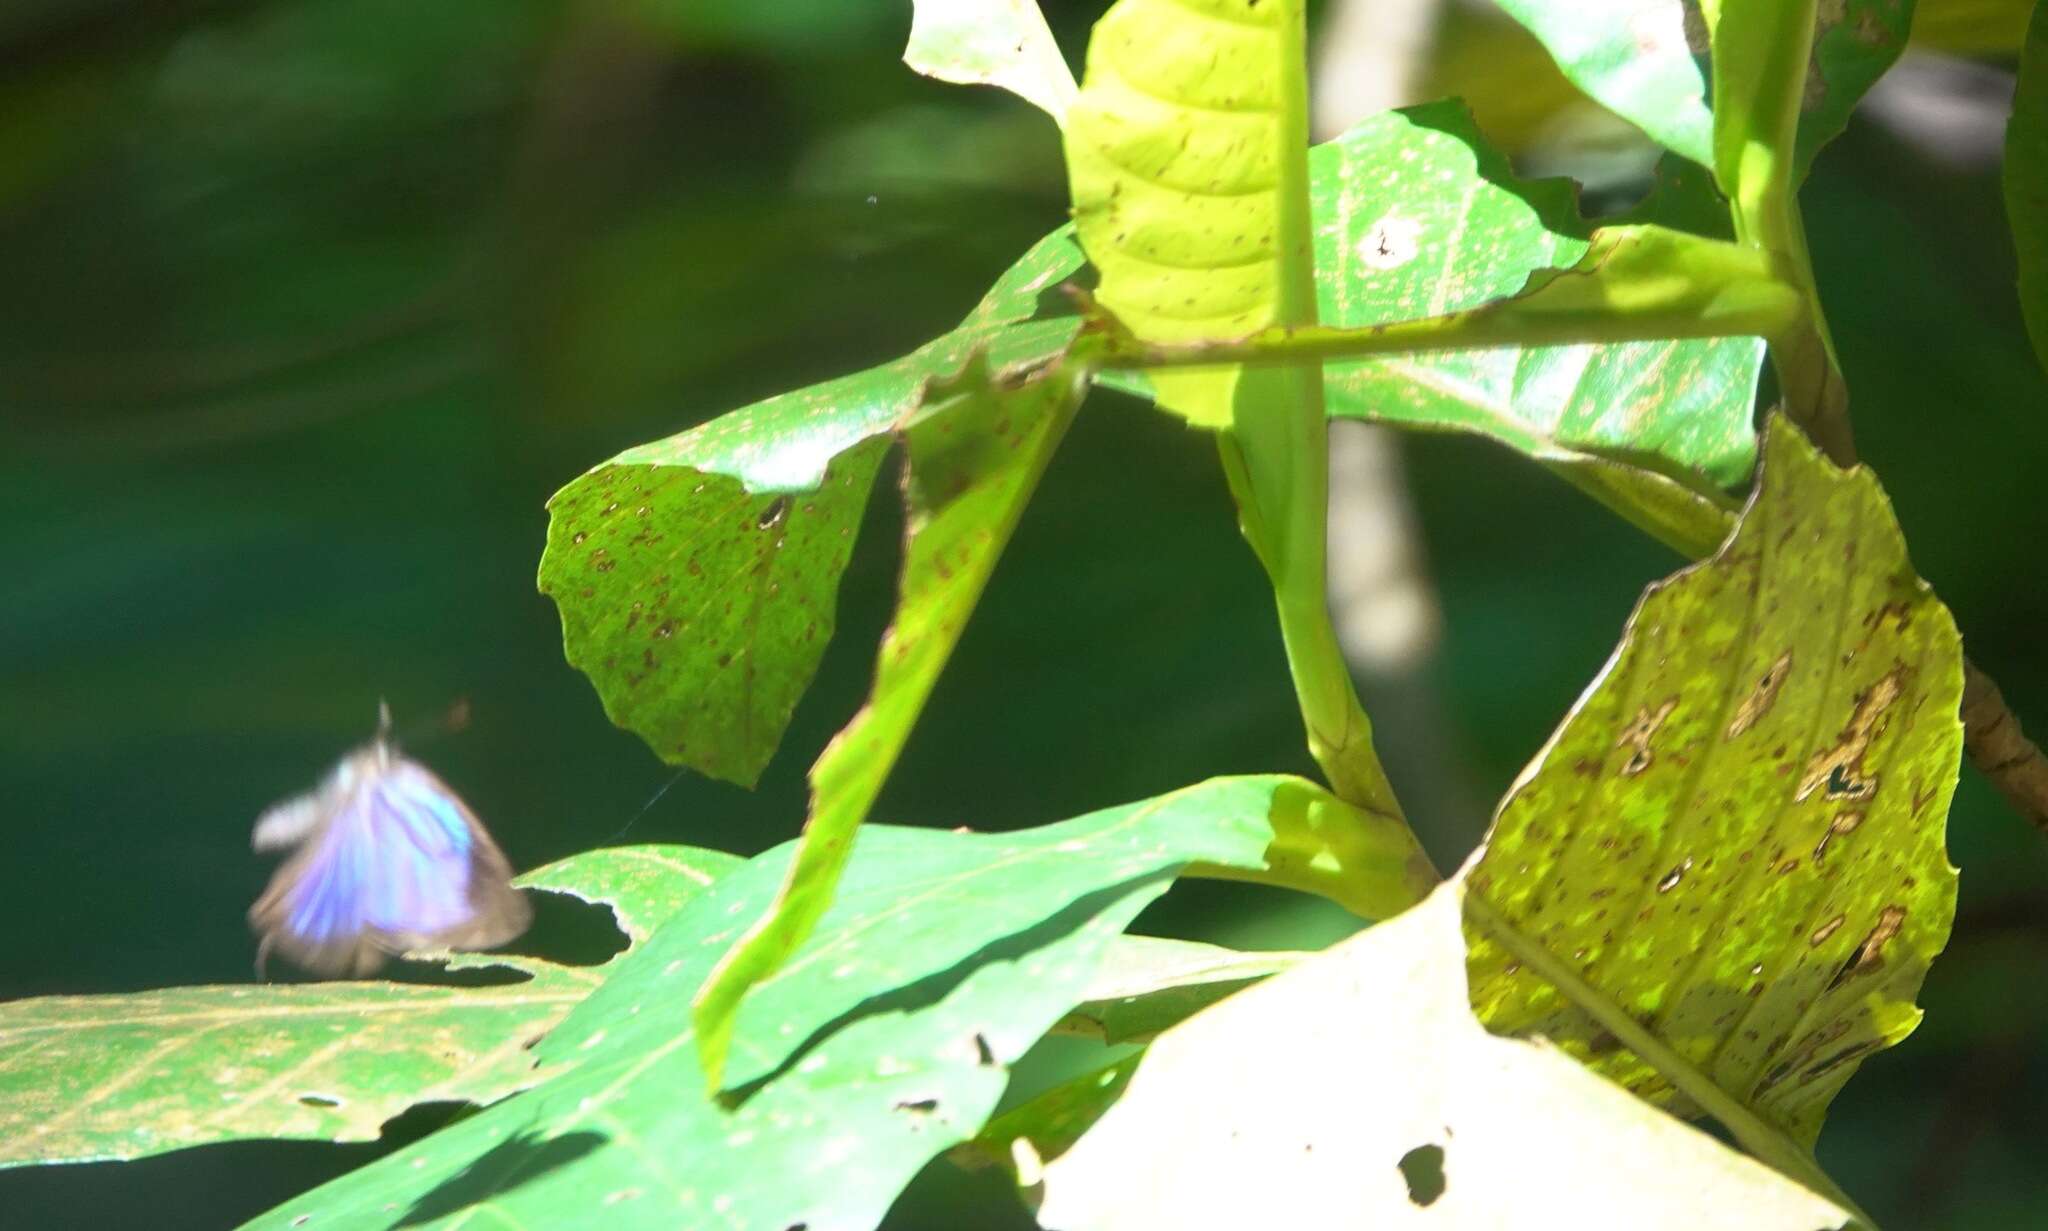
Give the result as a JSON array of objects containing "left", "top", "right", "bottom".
[{"left": 249, "top": 746, "right": 530, "bottom": 978}]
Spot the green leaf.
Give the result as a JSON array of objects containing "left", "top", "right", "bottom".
[
  {"left": 904, "top": 0, "right": 1077, "bottom": 124},
  {"left": 691, "top": 350, "right": 1091, "bottom": 1089},
  {"left": 2008, "top": 0, "right": 2048, "bottom": 375},
  {"left": 1063, "top": 0, "right": 1316, "bottom": 429},
  {"left": 241, "top": 776, "right": 1371, "bottom": 1231},
  {"left": 0, "top": 845, "right": 736, "bottom": 1168},
  {"left": 1312, "top": 104, "right": 1768, "bottom": 493},
  {"left": 1492, "top": 0, "right": 1717, "bottom": 168},
  {"left": 950, "top": 1055, "right": 1141, "bottom": 1185},
  {"left": 1052, "top": 936, "right": 1304, "bottom": 1044},
  {"left": 1498, "top": 0, "right": 1912, "bottom": 181},
  {"left": 1465, "top": 417, "right": 1963, "bottom": 1158},
  {"left": 1035, "top": 887, "right": 1857, "bottom": 1230},
  {"left": 536, "top": 233, "right": 1081, "bottom": 787}
]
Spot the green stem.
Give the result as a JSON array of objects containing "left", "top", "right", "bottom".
[{"left": 1216, "top": 0, "right": 1407, "bottom": 826}]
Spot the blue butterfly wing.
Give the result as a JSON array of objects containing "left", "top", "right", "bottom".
[{"left": 250, "top": 753, "right": 530, "bottom": 977}]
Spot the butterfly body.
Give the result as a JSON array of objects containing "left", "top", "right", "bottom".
[{"left": 249, "top": 721, "right": 530, "bottom": 977}]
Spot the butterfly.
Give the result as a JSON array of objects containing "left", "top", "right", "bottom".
[{"left": 248, "top": 704, "right": 531, "bottom": 977}]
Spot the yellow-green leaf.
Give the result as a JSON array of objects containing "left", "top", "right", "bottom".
[{"left": 1465, "top": 416, "right": 1963, "bottom": 1155}]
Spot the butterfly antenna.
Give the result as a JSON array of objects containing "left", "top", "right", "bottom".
[
  {"left": 608, "top": 769, "right": 688, "bottom": 842},
  {"left": 376, "top": 698, "right": 394, "bottom": 740}
]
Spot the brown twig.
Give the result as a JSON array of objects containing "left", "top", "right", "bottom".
[{"left": 1961, "top": 661, "right": 2048, "bottom": 837}]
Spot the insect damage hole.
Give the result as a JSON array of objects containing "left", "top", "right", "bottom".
[
  {"left": 1397, "top": 1142, "right": 1447, "bottom": 1207},
  {"left": 757, "top": 496, "right": 791, "bottom": 530},
  {"left": 1795, "top": 668, "right": 1905, "bottom": 803}
]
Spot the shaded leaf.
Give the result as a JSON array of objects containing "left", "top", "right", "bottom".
[
  {"left": 1465, "top": 417, "right": 1963, "bottom": 1153},
  {"left": 537, "top": 233, "right": 1081, "bottom": 787},
  {"left": 1051, "top": 936, "right": 1304, "bottom": 1044},
  {"left": 1497, "top": 0, "right": 1913, "bottom": 181},
  {"left": 951, "top": 1055, "right": 1141, "bottom": 1184},
  {"left": 243, "top": 776, "right": 1377, "bottom": 1231},
  {"left": 689, "top": 349, "right": 1093, "bottom": 1089},
  {"left": 0, "top": 846, "right": 736, "bottom": 1167},
  {"left": 904, "top": 0, "right": 1077, "bottom": 124},
  {"left": 1037, "top": 886, "right": 1854, "bottom": 1231},
  {"left": 2009, "top": 0, "right": 2048, "bottom": 375}
]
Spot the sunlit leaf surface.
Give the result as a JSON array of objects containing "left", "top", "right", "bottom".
[
  {"left": 1314, "top": 102, "right": 1764, "bottom": 494},
  {"left": 1466, "top": 417, "right": 1963, "bottom": 1148},
  {"left": 241, "top": 776, "right": 1343, "bottom": 1231},
  {"left": 1064, "top": 0, "right": 1311, "bottom": 428},
  {"left": 1036, "top": 886, "right": 1853, "bottom": 1231},
  {"left": 904, "top": 0, "right": 1077, "bottom": 123},
  {"left": 0, "top": 846, "right": 736, "bottom": 1167}
]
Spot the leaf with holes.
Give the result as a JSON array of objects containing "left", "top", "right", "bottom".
[
  {"left": 2008, "top": 0, "right": 2048, "bottom": 375},
  {"left": 0, "top": 846, "right": 736, "bottom": 1167},
  {"left": 1036, "top": 885, "right": 1855, "bottom": 1230},
  {"left": 242, "top": 775, "right": 1394, "bottom": 1231},
  {"left": 1463, "top": 417, "right": 1963, "bottom": 1164},
  {"left": 537, "top": 230, "right": 1083, "bottom": 788},
  {"left": 904, "top": 0, "right": 1077, "bottom": 123},
  {"left": 1496, "top": 0, "right": 1911, "bottom": 182}
]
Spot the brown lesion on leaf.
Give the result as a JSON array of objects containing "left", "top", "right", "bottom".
[
  {"left": 1811, "top": 810, "right": 1863, "bottom": 864},
  {"left": 1795, "top": 668, "right": 1906, "bottom": 803},
  {"left": 1615, "top": 698, "right": 1679, "bottom": 777},
  {"left": 1822, "top": 904, "right": 1908, "bottom": 994},
  {"left": 1727, "top": 651, "right": 1794, "bottom": 740},
  {"left": 1808, "top": 914, "right": 1846, "bottom": 946}
]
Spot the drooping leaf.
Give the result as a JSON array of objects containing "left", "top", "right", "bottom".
[
  {"left": 0, "top": 846, "right": 736, "bottom": 1168},
  {"left": 2008, "top": 0, "right": 2048, "bottom": 375},
  {"left": 1036, "top": 886, "right": 1855, "bottom": 1231},
  {"left": 904, "top": 0, "right": 1077, "bottom": 124},
  {"left": 1497, "top": 0, "right": 1913, "bottom": 182},
  {"left": 536, "top": 233, "right": 1082, "bottom": 788},
  {"left": 242, "top": 775, "right": 1409, "bottom": 1231},
  {"left": 1464, "top": 417, "right": 1963, "bottom": 1158},
  {"left": 689, "top": 349, "right": 1093, "bottom": 1088}
]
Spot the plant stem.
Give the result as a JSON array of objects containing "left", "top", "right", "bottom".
[{"left": 1217, "top": 0, "right": 1407, "bottom": 826}]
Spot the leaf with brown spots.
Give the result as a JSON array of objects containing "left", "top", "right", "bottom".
[
  {"left": 1464, "top": 416, "right": 1963, "bottom": 1165},
  {"left": 538, "top": 231, "right": 1085, "bottom": 787},
  {"left": 0, "top": 846, "right": 737, "bottom": 1167}
]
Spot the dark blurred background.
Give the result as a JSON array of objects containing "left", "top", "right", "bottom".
[{"left": 3, "top": 1, "right": 2046, "bottom": 1227}]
